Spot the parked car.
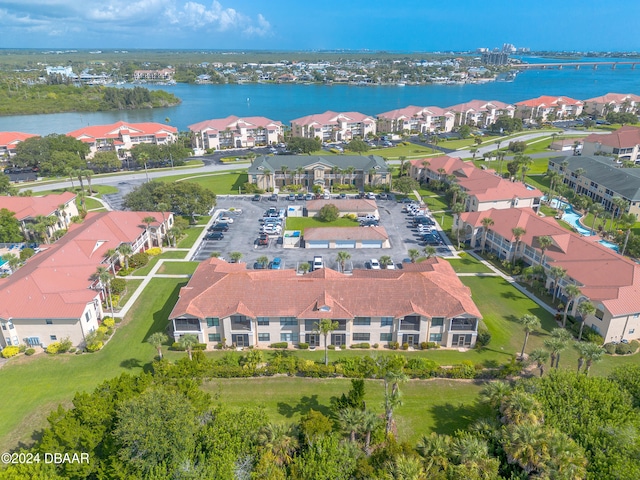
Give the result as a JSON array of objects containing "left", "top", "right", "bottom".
[
  {"left": 360, "top": 219, "right": 379, "bottom": 227},
  {"left": 252, "top": 194, "right": 262, "bottom": 202},
  {"left": 270, "top": 257, "right": 282, "bottom": 270},
  {"left": 296, "top": 193, "right": 305, "bottom": 200},
  {"left": 313, "top": 256, "right": 324, "bottom": 270},
  {"left": 305, "top": 193, "right": 314, "bottom": 200},
  {"left": 268, "top": 194, "right": 278, "bottom": 201},
  {"left": 370, "top": 258, "right": 381, "bottom": 269},
  {"left": 385, "top": 261, "right": 396, "bottom": 270},
  {"left": 258, "top": 234, "right": 269, "bottom": 245},
  {"left": 210, "top": 224, "right": 229, "bottom": 232},
  {"left": 287, "top": 193, "right": 296, "bottom": 201},
  {"left": 205, "top": 232, "right": 224, "bottom": 240},
  {"left": 219, "top": 215, "right": 234, "bottom": 223},
  {"left": 253, "top": 261, "right": 267, "bottom": 269}
]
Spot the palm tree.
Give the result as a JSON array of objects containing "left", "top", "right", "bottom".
[
  {"left": 2, "top": 254, "right": 20, "bottom": 273},
  {"left": 336, "top": 251, "right": 351, "bottom": 273},
  {"left": 500, "top": 390, "right": 544, "bottom": 426},
  {"left": 576, "top": 301, "right": 596, "bottom": 341},
  {"left": 399, "top": 156, "right": 407, "bottom": 177},
  {"left": 511, "top": 227, "right": 526, "bottom": 265},
  {"left": 142, "top": 215, "right": 157, "bottom": 247},
  {"left": 612, "top": 196, "right": 629, "bottom": 227},
  {"left": 544, "top": 328, "right": 572, "bottom": 369},
  {"left": 178, "top": 333, "right": 199, "bottom": 361},
  {"left": 562, "top": 284, "right": 582, "bottom": 328},
  {"left": 519, "top": 156, "right": 533, "bottom": 182},
  {"left": 517, "top": 314, "right": 541, "bottom": 359},
  {"left": 147, "top": 332, "right": 168, "bottom": 360},
  {"left": 384, "top": 454, "right": 425, "bottom": 480},
  {"left": 280, "top": 165, "right": 288, "bottom": 186},
  {"left": 57, "top": 204, "right": 69, "bottom": 229},
  {"left": 104, "top": 248, "right": 118, "bottom": 274},
  {"left": 230, "top": 251, "right": 243, "bottom": 263},
  {"left": 256, "top": 423, "right": 299, "bottom": 467},
  {"left": 314, "top": 318, "right": 339, "bottom": 366},
  {"left": 298, "top": 262, "right": 310, "bottom": 274},
  {"left": 528, "top": 348, "right": 549, "bottom": 377},
  {"left": 257, "top": 255, "right": 269, "bottom": 268},
  {"left": 480, "top": 217, "right": 494, "bottom": 254},
  {"left": 338, "top": 407, "right": 363, "bottom": 443},
  {"left": 619, "top": 212, "right": 637, "bottom": 256},
  {"left": 536, "top": 235, "right": 553, "bottom": 267},
  {"left": 75, "top": 169, "right": 86, "bottom": 194},
  {"left": 383, "top": 369, "right": 407, "bottom": 437},
  {"left": 581, "top": 343, "right": 604, "bottom": 375},
  {"left": 448, "top": 183, "right": 462, "bottom": 206},
  {"left": 296, "top": 166, "right": 304, "bottom": 186},
  {"left": 589, "top": 203, "right": 605, "bottom": 235},
  {"left": 83, "top": 169, "right": 94, "bottom": 196},
  {"left": 548, "top": 266, "right": 566, "bottom": 303},
  {"left": 424, "top": 246, "right": 436, "bottom": 258},
  {"left": 379, "top": 255, "right": 392, "bottom": 269},
  {"left": 408, "top": 248, "right": 420, "bottom": 263},
  {"left": 480, "top": 381, "right": 512, "bottom": 412},
  {"left": 117, "top": 243, "right": 133, "bottom": 270},
  {"left": 360, "top": 410, "right": 379, "bottom": 455},
  {"left": 95, "top": 266, "right": 114, "bottom": 317},
  {"left": 66, "top": 167, "right": 76, "bottom": 190}
]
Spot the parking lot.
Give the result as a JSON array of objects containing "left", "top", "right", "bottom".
[{"left": 191, "top": 194, "right": 455, "bottom": 270}]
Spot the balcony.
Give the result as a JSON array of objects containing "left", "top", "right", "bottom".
[
  {"left": 400, "top": 316, "right": 421, "bottom": 331},
  {"left": 450, "top": 318, "right": 477, "bottom": 331},
  {"left": 173, "top": 318, "right": 202, "bottom": 332}
]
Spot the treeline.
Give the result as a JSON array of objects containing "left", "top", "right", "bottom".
[
  {"left": 0, "top": 83, "right": 179, "bottom": 116},
  {"left": 2, "top": 358, "right": 639, "bottom": 479}
]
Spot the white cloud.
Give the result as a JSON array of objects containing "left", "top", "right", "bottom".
[
  {"left": 166, "top": 1, "right": 272, "bottom": 36},
  {"left": 86, "top": 0, "right": 171, "bottom": 22}
]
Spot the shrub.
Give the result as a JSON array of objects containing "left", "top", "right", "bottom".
[
  {"left": 57, "top": 337, "right": 72, "bottom": 353},
  {"left": 328, "top": 344, "right": 336, "bottom": 350},
  {"left": 129, "top": 252, "right": 149, "bottom": 269},
  {"left": 102, "top": 317, "right": 115, "bottom": 328},
  {"left": 426, "top": 342, "right": 440, "bottom": 349},
  {"left": 388, "top": 341, "right": 400, "bottom": 350},
  {"left": 1, "top": 346, "right": 20, "bottom": 358},
  {"left": 18, "top": 344, "right": 26, "bottom": 353},
  {"left": 616, "top": 343, "right": 635, "bottom": 355},
  {"left": 68, "top": 348, "right": 76, "bottom": 353},
  {"left": 349, "top": 343, "right": 370, "bottom": 349},
  {"left": 46, "top": 342, "right": 60, "bottom": 354},
  {"left": 631, "top": 340, "right": 640, "bottom": 353},
  {"left": 298, "top": 342, "right": 309, "bottom": 350},
  {"left": 420, "top": 342, "right": 428, "bottom": 350},
  {"left": 114, "top": 317, "right": 122, "bottom": 324},
  {"left": 25, "top": 348, "right": 35, "bottom": 356},
  {"left": 402, "top": 342, "right": 409, "bottom": 350},
  {"left": 169, "top": 342, "right": 207, "bottom": 351},
  {"left": 476, "top": 328, "right": 492, "bottom": 348},
  {"left": 117, "top": 267, "right": 133, "bottom": 277},
  {"left": 604, "top": 343, "right": 616, "bottom": 355},
  {"left": 86, "top": 341, "right": 103, "bottom": 353},
  {"left": 109, "top": 278, "right": 127, "bottom": 296},
  {"left": 372, "top": 343, "right": 379, "bottom": 349},
  {"left": 146, "top": 247, "right": 162, "bottom": 256},
  {"left": 269, "top": 342, "right": 288, "bottom": 349},
  {"left": 110, "top": 294, "right": 121, "bottom": 307},
  {"left": 20, "top": 248, "right": 35, "bottom": 261},
  {"left": 317, "top": 204, "right": 340, "bottom": 222}
]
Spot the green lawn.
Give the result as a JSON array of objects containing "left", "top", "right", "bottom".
[
  {"left": 157, "top": 261, "right": 199, "bottom": 275},
  {"left": 374, "top": 143, "right": 441, "bottom": 159},
  {"left": 525, "top": 174, "right": 550, "bottom": 192},
  {"left": 447, "top": 255, "right": 493, "bottom": 274},
  {"left": 152, "top": 171, "right": 247, "bottom": 195},
  {"left": 0, "top": 278, "right": 187, "bottom": 452},
  {"left": 423, "top": 194, "right": 449, "bottom": 212},
  {"left": 83, "top": 197, "right": 104, "bottom": 210},
  {"left": 132, "top": 250, "right": 189, "bottom": 276},
  {"left": 177, "top": 226, "right": 204, "bottom": 248},
  {"left": 117, "top": 278, "right": 143, "bottom": 307},
  {"left": 202, "top": 378, "right": 490, "bottom": 444},
  {"left": 286, "top": 216, "right": 359, "bottom": 233}
]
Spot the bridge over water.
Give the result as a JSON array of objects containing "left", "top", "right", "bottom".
[{"left": 514, "top": 61, "right": 639, "bottom": 70}]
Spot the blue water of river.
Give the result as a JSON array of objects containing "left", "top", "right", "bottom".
[{"left": 1, "top": 56, "right": 639, "bottom": 134}]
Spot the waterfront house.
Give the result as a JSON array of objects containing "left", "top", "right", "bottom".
[
  {"left": 67, "top": 121, "right": 178, "bottom": 159},
  {"left": 188, "top": 116, "right": 283, "bottom": 151},
  {"left": 515, "top": 96, "right": 584, "bottom": 123},
  {"left": 248, "top": 155, "right": 391, "bottom": 191},
  {"left": 0, "top": 210, "right": 173, "bottom": 350},
  {"left": 168, "top": 257, "right": 481, "bottom": 349},
  {"left": 547, "top": 155, "right": 640, "bottom": 216},
  {"left": 0, "top": 132, "right": 39, "bottom": 158},
  {"left": 133, "top": 68, "right": 175, "bottom": 82},
  {"left": 459, "top": 207, "right": 640, "bottom": 343},
  {"left": 376, "top": 106, "right": 455, "bottom": 134},
  {"left": 448, "top": 100, "right": 515, "bottom": 129},
  {"left": 410, "top": 156, "right": 541, "bottom": 212},
  {"left": 581, "top": 126, "right": 640, "bottom": 163},
  {"left": 290, "top": 111, "right": 377, "bottom": 142},
  {"left": 583, "top": 93, "right": 640, "bottom": 117}
]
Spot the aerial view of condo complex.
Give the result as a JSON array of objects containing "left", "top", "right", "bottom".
[{"left": 0, "top": 1, "right": 640, "bottom": 479}]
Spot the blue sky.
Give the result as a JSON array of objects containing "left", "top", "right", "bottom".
[{"left": 1, "top": 1, "right": 638, "bottom": 52}]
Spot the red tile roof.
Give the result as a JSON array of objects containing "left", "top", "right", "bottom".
[
  {"left": 291, "top": 111, "right": 375, "bottom": 127},
  {"left": 0, "top": 192, "right": 76, "bottom": 220},
  {"left": 583, "top": 126, "right": 640, "bottom": 149},
  {"left": 188, "top": 115, "right": 283, "bottom": 132},
  {"left": 515, "top": 95, "right": 583, "bottom": 108},
  {"left": 169, "top": 257, "right": 481, "bottom": 320},
  {"left": 0, "top": 131, "right": 39, "bottom": 148},
  {"left": 460, "top": 208, "right": 640, "bottom": 316},
  {"left": 0, "top": 210, "right": 168, "bottom": 320},
  {"left": 67, "top": 121, "right": 177, "bottom": 142},
  {"left": 377, "top": 105, "right": 454, "bottom": 120},
  {"left": 448, "top": 99, "right": 514, "bottom": 113},
  {"left": 583, "top": 93, "right": 640, "bottom": 104}
]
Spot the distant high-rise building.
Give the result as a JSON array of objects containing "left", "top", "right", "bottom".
[
  {"left": 502, "top": 43, "right": 516, "bottom": 54},
  {"left": 481, "top": 50, "right": 509, "bottom": 65}
]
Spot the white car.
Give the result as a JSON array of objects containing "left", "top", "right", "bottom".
[
  {"left": 370, "top": 258, "right": 381, "bottom": 269},
  {"left": 219, "top": 215, "right": 234, "bottom": 223},
  {"left": 313, "top": 256, "right": 324, "bottom": 270},
  {"left": 385, "top": 261, "right": 396, "bottom": 270}
]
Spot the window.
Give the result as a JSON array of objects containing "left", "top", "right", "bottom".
[
  {"left": 258, "top": 333, "right": 271, "bottom": 342},
  {"left": 630, "top": 329, "right": 636, "bottom": 335},
  {"left": 257, "top": 317, "right": 270, "bottom": 326},
  {"left": 429, "top": 333, "right": 442, "bottom": 342},
  {"left": 280, "top": 333, "right": 299, "bottom": 342},
  {"left": 208, "top": 333, "right": 221, "bottom": 342},
  {"left": 27, "top": 337, "right": 40, "bottom": 346},
  {"left": 206, "top": 317, "right": 220, "bottom": 327},
  {"left": 5, "top": 337, "right": 11, "bottom": 346},
  {"left": 353, "top": 333, "right": 370, "bottom": 341},
  {"left": 85, "top": 312, "right": 91, "bottom": 322},
  {"left": 50, "top": 335, "right": 57, "bottom": 341},
  {"left": 381, "top": 317, "right": 393, "bottom": 327},
  {"left": 280, "top": 317, "right": 297, "bottom": 326},
  {"left": 380, "top": 333, "right": 393, "bottom": 342},
  {"left": 354, "top": 317, "right": 371, "bottom": 326},
  {"left": 431, "top": 317, "right": 444, "bottom": 327},
  {"left": 46, "top": 319, "right": 53, "bottom": 325}
]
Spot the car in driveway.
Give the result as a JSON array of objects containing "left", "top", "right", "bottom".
[
  {"left": 205, "top": 232, "right": 224, "bottom": 240},
  {"left": 313, "top": 256, "right": 324, "bottom": 270},
  {"left": 270, "top": 257, "right": 282, "bottom": 269}
]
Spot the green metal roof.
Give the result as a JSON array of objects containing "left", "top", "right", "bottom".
[
  {"left": 248, "top": 154, "right": 390, "bottom": 175},
  {"left": 550, "top": 155, "right": 640, "bottom": 201}
]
